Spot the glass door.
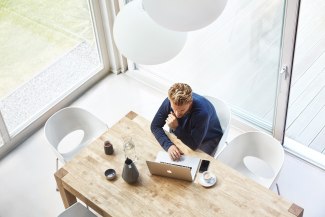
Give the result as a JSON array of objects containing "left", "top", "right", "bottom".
[{"left": 284, "top": 0, "right": 325, "bottom": 168}]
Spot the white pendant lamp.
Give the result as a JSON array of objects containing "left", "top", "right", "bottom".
[
  {"left": 113, "top": 0, "right": 187, "bottom": 65},
  {"left": 142, "top": 0, "right": 228, "bottom": 32}
]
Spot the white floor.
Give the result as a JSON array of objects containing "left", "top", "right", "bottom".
[{"left": 0, "top": 73, "right": 325, "bottom": 217}]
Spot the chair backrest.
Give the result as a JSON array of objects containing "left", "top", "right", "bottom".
[
  {"left": 217, "top": 131, "right": 284, "bottom": 188},
  {"left": 44, "top": 107, "right": 108, "bottom": 163},
  {"left": 204, "top": 96, "right": 231, "bottom": 157},
  {"left": 58, "top": 202, "right": 97, "bottom": 217}
]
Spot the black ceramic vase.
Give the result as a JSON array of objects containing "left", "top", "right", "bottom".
[{"left": 122, "top": 158, "right": 139, "bottom": 184}]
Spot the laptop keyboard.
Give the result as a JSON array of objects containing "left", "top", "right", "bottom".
[{"left": 160, "top": 161, "right": 192, "bottom": 170}]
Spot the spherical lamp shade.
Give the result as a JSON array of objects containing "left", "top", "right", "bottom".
[
  {"left": 143, "top": 0, "right": 228, "bottom": 32},
  {"left": 113, "top": 0, "right": 187, "bottom": 65}
]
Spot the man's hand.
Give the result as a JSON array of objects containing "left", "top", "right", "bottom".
[
  {"left": 166, "top": 112, "right": 178, "bottom": 130},
  {"left": 167, "top": 145, "right": 184, "bottom": 161}
]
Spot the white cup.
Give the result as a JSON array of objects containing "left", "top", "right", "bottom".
[{"left": 202, "top": 171, "right": 213, "bottom": 183}]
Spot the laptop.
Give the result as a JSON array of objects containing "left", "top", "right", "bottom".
[{"left": 146, "top": 151, "right": 201, "bottom": 182}]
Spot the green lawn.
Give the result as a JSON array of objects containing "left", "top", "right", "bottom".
[{"left": 0, "top": 0, "right": 95, "bottom": 98}]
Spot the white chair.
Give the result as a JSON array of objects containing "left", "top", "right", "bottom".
[
  {"left": 204, "top": 96, "right": 231, "bottom": 158},
  {"left": 58, "top": 202, "right": 97, "bottom": 217},
  {"left": 217, "top": 131, "right": 284, "bottom": 194},
  {"left": 44, "top": 107, "right": 108, "bottom": 172}
]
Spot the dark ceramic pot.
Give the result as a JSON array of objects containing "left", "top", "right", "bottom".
[{"left": 122, "top": 158, "right": 139, "bottom": 184}]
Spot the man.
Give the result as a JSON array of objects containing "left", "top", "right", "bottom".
[{"left": 151, "top": 83, "right": 223, "bottom": 160}]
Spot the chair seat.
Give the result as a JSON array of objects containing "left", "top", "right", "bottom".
[
  {"left": 58, "top": 202, "right": 97, "bottom": 217},
  {"left": 243, "top": 155, "right": 275, "bottom": 179}
]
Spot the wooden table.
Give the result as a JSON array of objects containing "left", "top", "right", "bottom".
[{"left": 55, "top": 111, "right": 304, "bottom": 217}]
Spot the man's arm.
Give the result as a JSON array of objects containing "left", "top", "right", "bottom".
[{"left": 150, "top": 99, "right": 174, "bottom": 151}]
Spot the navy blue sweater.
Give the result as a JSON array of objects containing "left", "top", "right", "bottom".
[{"left": 150, "top": 93, "right": 223, "bottom": 151}]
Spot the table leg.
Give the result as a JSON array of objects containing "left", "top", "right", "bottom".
[
  {"left": 54, "top": 168, "right": 77, "bottom": 208},
  {"left": 288, "top": 203, "right": 304, "bottom": 217}
]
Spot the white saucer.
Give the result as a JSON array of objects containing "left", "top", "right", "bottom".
[{"left": 199, "top": 173, "right": 217, "bottom": 187}]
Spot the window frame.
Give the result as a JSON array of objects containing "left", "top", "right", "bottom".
[
  {"left": 0, "top": 0, "right": 125, "bottom": 159},
  {"left": 273, "top": 0, "right": 301, "bottom": 143}
]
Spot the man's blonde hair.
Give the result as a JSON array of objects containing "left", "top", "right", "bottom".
[{"left": 168, "top": 83, "right": 192, "bottom": 106}]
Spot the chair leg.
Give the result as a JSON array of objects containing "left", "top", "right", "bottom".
[{"left": 276, "top": 183, "right": 280, "bottom": 195}]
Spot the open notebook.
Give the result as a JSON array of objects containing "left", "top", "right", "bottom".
[{"left": 146, "top": 151, "right": 201, "bottom": 181}]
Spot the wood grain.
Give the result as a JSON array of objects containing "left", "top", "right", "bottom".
[{"left": 55, "top": 111, "right": 303, "bottom": 217}]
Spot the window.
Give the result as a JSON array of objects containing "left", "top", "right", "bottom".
[
  {"left": 136, "top": 0, "right": 285, "bottom": 133},
  {"left": 0, "top": 0, "right": 103, "bottom": 134},
  {"left": 0, "top": 0, "right": 123, "bottom": 158}
]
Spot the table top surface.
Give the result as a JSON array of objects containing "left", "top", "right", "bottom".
[{"left": 56, "top": 111, "right": 303, "bottom": 217}]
